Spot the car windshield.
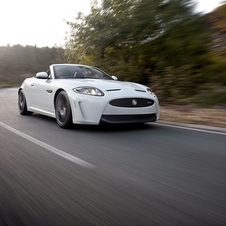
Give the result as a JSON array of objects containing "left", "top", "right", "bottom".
[{"left": 53, "top": 65, "right": 113, "bottom": 80}]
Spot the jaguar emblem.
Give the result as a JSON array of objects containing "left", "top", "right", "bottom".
[{"left": 132, "top": 99, "right": 137, "bottom": 106}]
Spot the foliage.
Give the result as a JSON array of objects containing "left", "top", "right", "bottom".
[
  {"left": 205, "top": 3, "right": 226, "bottom": 86},
  {"left": 207, "top": 2, "right": 226, "bottom": 34},
  {"left": 66, "top": 0, "right": 198, "bottom": 67},
  {"left": 0, "top": 45, "right": 65, "bottom": 86},
  {"left": 65, "top": 0, "right": 226, "bottom": 105}
]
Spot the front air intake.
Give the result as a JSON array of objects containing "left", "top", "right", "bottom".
[
  {"left": 109, "top": 98, "right": 154, "bottom": 108},
  {"left": 100, "top": 114, "right": 157, "bottom": 124}
]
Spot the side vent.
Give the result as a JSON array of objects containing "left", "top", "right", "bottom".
[
  {"left": 135, "top": 89, "right": 146, "bottom": 92},
  {"left": 106, "top": 89, "right": 121, "bottom": 92}
]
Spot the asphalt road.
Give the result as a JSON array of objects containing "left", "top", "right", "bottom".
[{"left": 1, "top": 88, "right": 226, "bottom": 226}]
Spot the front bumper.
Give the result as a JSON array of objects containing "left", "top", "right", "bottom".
[{"left": 68, "top": 90, "right": 160, "bottom": 125}]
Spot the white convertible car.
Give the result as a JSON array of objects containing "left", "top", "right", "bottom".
[{"left": 18, "top": 64, "right": 160, "bottom": 128}]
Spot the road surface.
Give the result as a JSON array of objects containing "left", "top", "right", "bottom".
[{"left": 1, "top": 88, "right": 226, "bottom": 225}]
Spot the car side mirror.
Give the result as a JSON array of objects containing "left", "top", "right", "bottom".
[
  {"left": 36, "top": 72, "right": 49, "bottom": 79},
  {"left": 112, "top": 75, "right": 118, "bottom": 80}
]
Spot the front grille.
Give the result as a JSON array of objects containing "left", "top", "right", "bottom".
[
  {"left": 100, "top": 114, "right": 157, "bottom": 124},
  {"left": 109, "top": 98, "right": 154, "bottom": 108}
]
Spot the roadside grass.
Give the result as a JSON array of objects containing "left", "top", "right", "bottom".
[{"left": 160, "top": 105, "right": 226, "bottom": 128}]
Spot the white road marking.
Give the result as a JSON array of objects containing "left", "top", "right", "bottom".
[
  {"left": 156, "top": 122, "right": 226, "bottom": 136},
  {"left": 0, "top": 121, "right": 95, "bottom": 169}
]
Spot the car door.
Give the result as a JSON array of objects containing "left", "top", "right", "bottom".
[
  {"left": 29, "top": 77, "right": 48, "bottom": 110},
  {"left": 44, "top": 79, "right": 56, "bottom": 114}
]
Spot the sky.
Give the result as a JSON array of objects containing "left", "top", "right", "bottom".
[{"left": 0, "top": 0, "right": 224, "bottom": 48}]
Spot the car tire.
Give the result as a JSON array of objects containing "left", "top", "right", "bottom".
[
  {"left": 18, "top": 90, "right": 33, "bottom": 115},
  {"left": 55, "top": 91, "right": 72, "bottom": 128}
]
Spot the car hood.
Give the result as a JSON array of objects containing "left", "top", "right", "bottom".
[{"left": 57, "top": 79, "right": 148, "bottom": 92}]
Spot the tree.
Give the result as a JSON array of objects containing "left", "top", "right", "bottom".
[
  {"left": 0, "top": 45, "right": 65, "bottom": 86},
  {"left": 65, "top": 0, "right": 215, "bottom": 102}
]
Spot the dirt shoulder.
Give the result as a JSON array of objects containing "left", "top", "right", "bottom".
[{"left": 160, "top": 105, "right": 226, "bottom": 128}]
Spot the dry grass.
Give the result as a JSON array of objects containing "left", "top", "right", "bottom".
[{"left": 160, "top": 105, "right": 226, "bottom": 128}]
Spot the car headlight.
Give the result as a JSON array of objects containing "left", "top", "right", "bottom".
[{"left": 73, "top": 87, "right": 104, "bottom": 96}]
